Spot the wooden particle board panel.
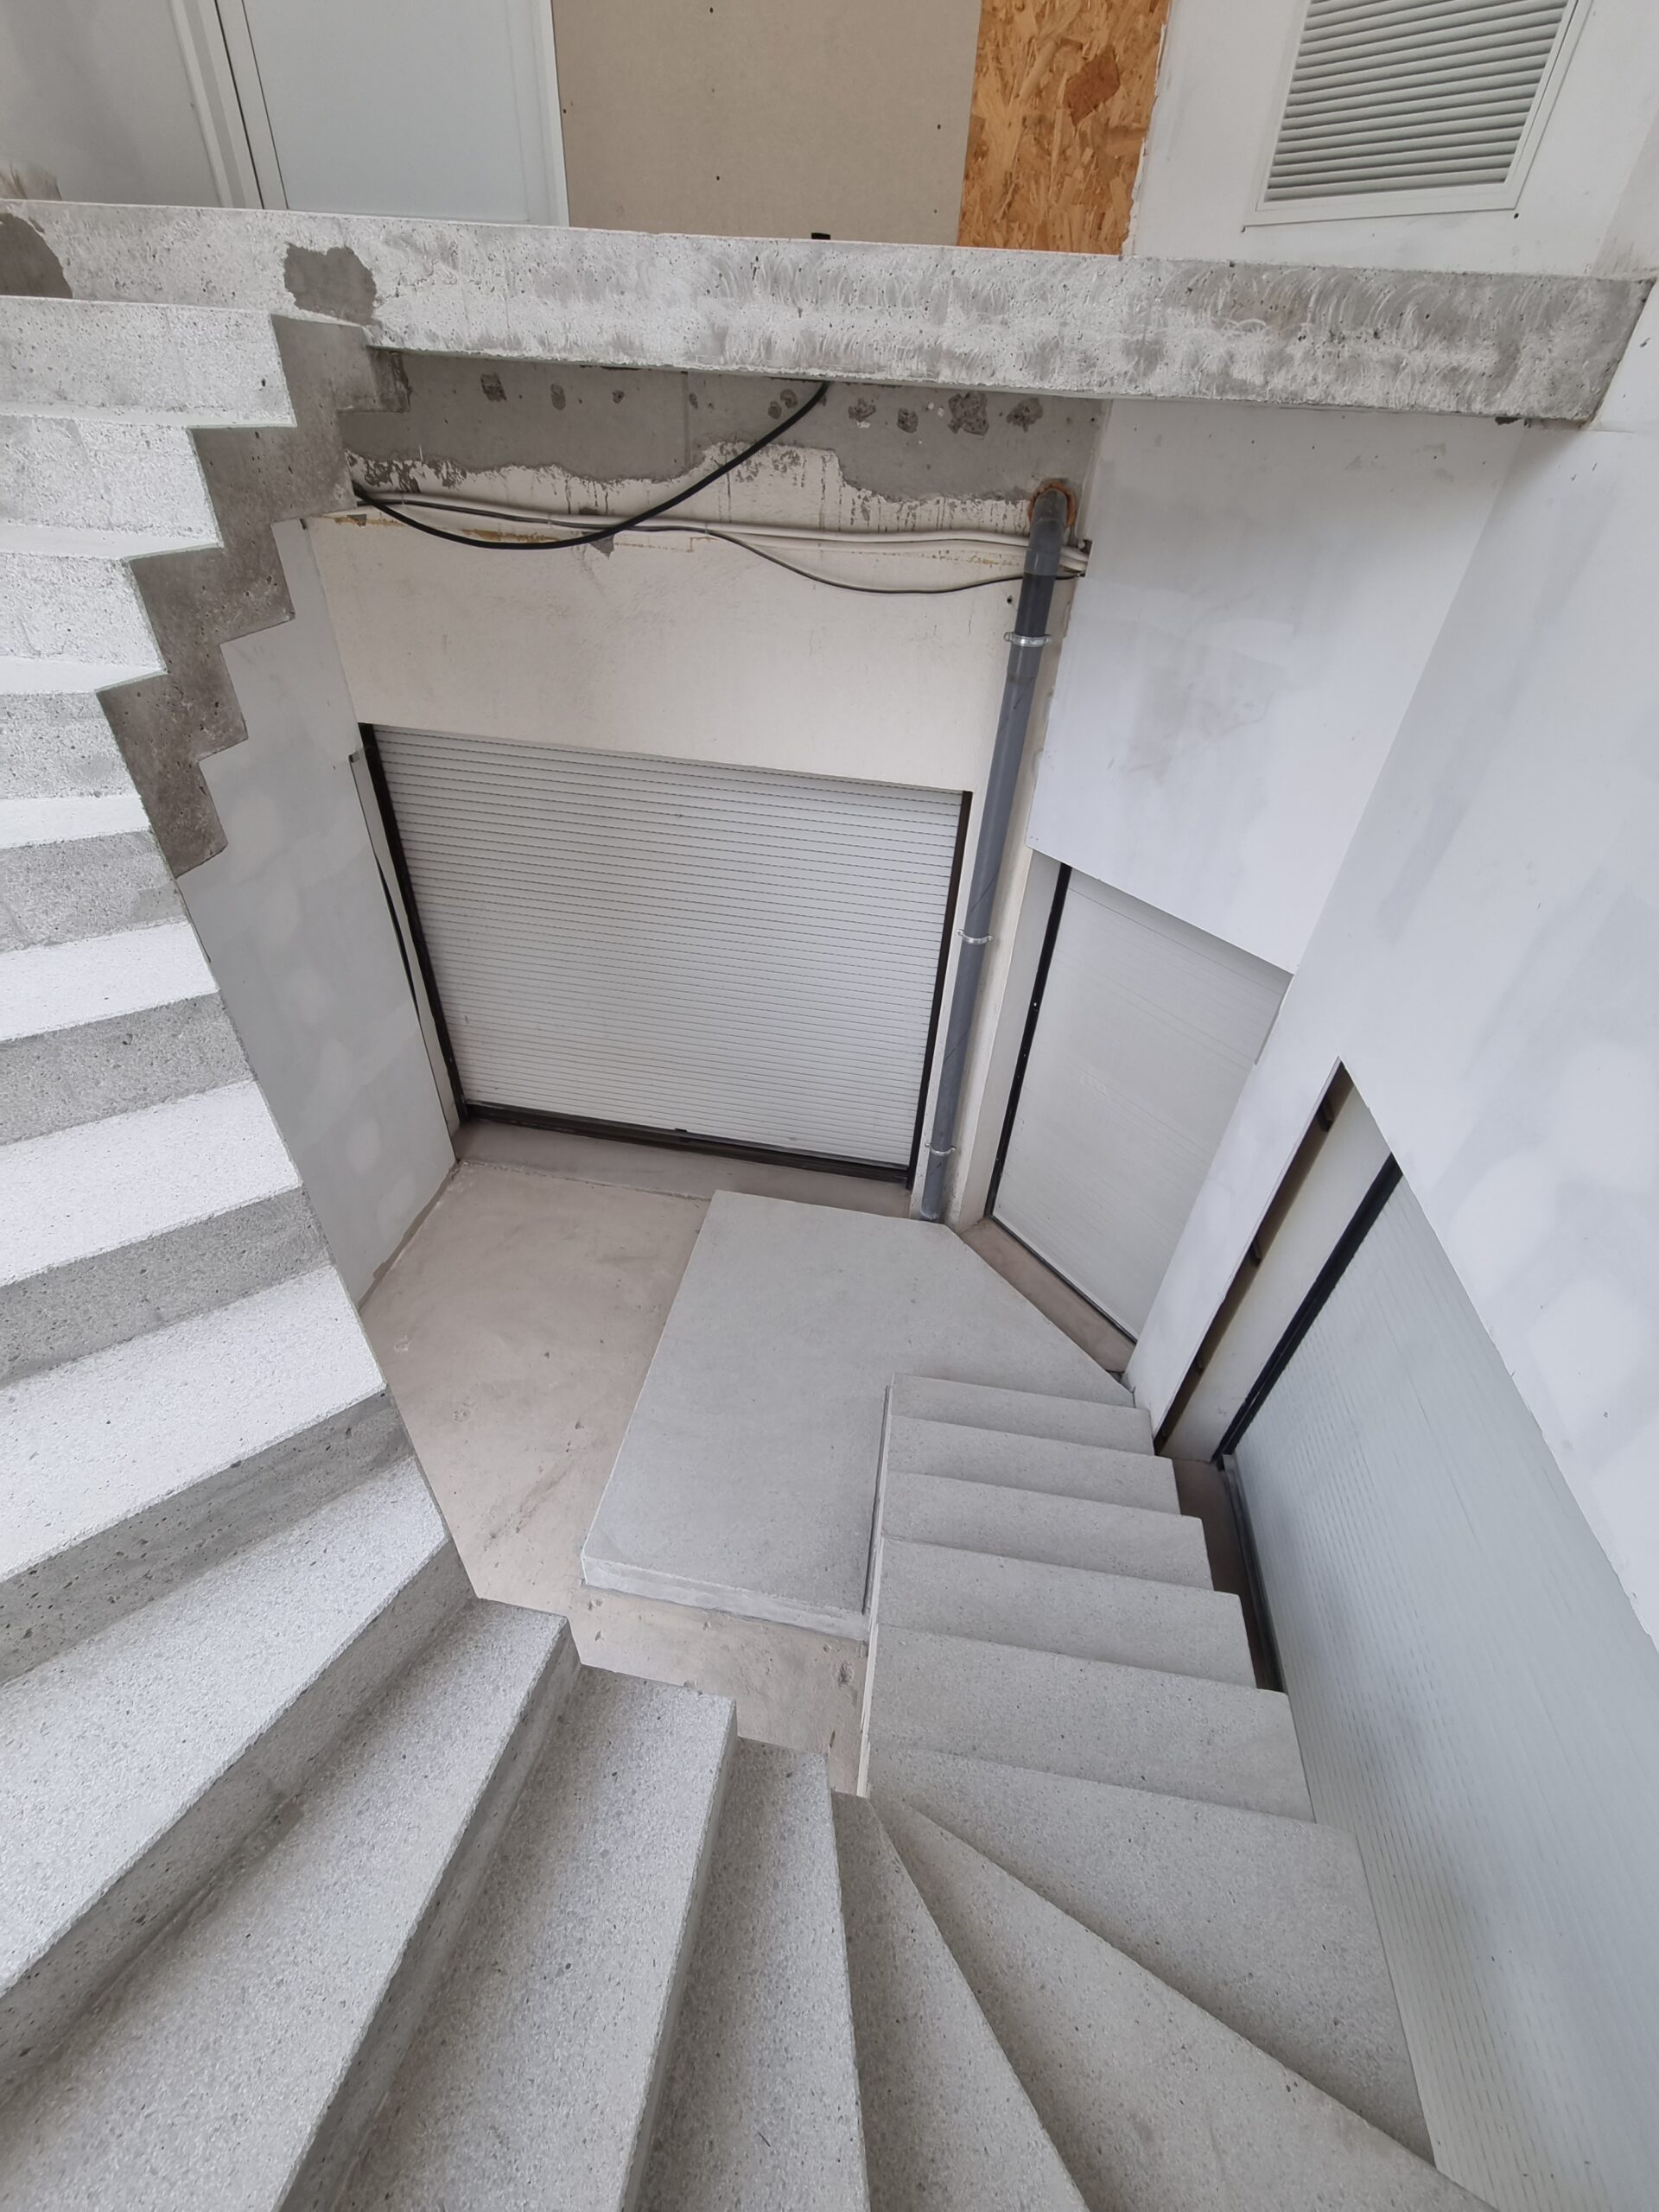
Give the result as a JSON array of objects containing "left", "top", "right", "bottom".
[{"left": 958, "top": 0, "right": 1173, "bottom": 253}]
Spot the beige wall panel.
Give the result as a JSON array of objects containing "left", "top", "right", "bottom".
[{"left": 550, "top": 0, "right": 981, "bottom": 244}]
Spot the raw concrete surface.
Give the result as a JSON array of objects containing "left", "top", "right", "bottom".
[{"left": 361, "top": 1157, "right": 869, "bottom": 1789}]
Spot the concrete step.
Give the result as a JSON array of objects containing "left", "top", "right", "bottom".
[
  {"left": 340, "top": 1669, "right": 734, "bottom": 2212},
  {"left": 863, "top": 1628, "right": 1310, "bottom": 1819},
  {"left": 0, "top": 920, "right": 238, "bottom": 1142},
  {"left": 0, "top": 1079, "right": 313, "bottom": 1374},
  {"left": 0, "top": 299, "right": 295, "bottom": 428},
  {"left": 874, "top": 1538, "right": 1254, "bottom": 1686},
  {"left": 884, "top": 1807, "right": 1481, "bottom": 2211},
  {"left": 0, "top": 1461, "right": 465, "bottom": 2099},
  {"left": 0, "top": 1601, "right": 576, "bottom": 2212},
  {"left": 869, "top": 1746, "right": 1428, "bottom": 2156},
  {"left": 641, "top": 1744, "right": 868, "bottom": 2212},
  {"left": 0, "top": 417, "right": 219, "bottom": 558},
  {"left": 887, "top": 1413, "right": 1178, "bottom": 1513},
  {"left": 882, "top": 1467, "right": 1212, "bottom": 1589},
  {"left": 891, "top": 1371, "right": 1141, "bottom": 1434},
  {"left": 830, "top": 1791, "right": 1086, "bottom": 2212},
  {"left": 1, "top": 1266, "right": 402, "bottom": 1676},
  {"left": 0, "top": 696, "right": 131, "bottom": 803},
  {"left": 0, "top": 553, "right": 162, "bottom": 691},
  {"left": 0, "top": 824, "right": 177, "bottom": 952}
]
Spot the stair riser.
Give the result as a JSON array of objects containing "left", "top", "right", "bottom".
[
  {"left": 283, "top": 1630, "right": 583, "bottom": 2212},
  {"left": 0, "top": 1185, "right": 326, "bottom": 1381},
  {"left": 0, "top": 418, "right": 218, "bottom": 556},
  {"left": 883, "top": 1470, "right": 1213, "bottom": 1590},
  {"left": 0, "top": 300, "right": 295, "bottom": 427},
  {"left": 0, "top": 994, "right": 241, "bottom": 1143},
  {"left": 0, "top": 1391, "right": 410, "bottom": 1683},
  {"left": 0, "top": 833, "right": 176, "bottom": 952},
  {"left": 887, "top": 1417, "right": 1177, "bottom": 1513},
  {"left": 0, "top": 553, "right": 160, "bottom": 674},
  {"left": 0, "top": 1538, "right": 469, "bottom": 2102},
  {"left": 0, "top": 698, "right": 130, "bottom": 802}
]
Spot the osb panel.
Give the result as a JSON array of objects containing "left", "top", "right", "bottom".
[{"left": 958, "top": 0, "right": 1173, "bottom": 254}]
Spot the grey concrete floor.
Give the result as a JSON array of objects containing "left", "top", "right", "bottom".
[{"left": 361, "top": 1130, "right": 907, "bottom": 1789}]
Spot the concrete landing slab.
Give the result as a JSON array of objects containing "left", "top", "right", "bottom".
[{"left": 582, "top": 1194, "right": 1122, "bottom": 1637}]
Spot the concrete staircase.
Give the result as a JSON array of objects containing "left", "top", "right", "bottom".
[{"left": 0, "top": 284, "right": 1490, "bottom": 2209}]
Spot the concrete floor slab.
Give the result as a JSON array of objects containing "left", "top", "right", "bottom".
[
  {"left": 362, "top": 1160, "right": 869, "bottom": 1788},
  {"left": 581, "top": 1192, "right": 1124, "bottom": 1638}
]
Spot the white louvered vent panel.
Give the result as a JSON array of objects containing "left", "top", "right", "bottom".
[
  {"left": 1265, "top": 0, "right": 1577, "bottom": 202},
  {"left": 374, "top": 729, "right": 961, "bottom": 1168}
]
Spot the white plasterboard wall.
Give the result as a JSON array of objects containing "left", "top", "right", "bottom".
[
  {"left": 1131, "top": 321, "right": 1659, "bottom": 1648},
  {"left": 180, "top": 520, "right": 454, "bottom": 1299},
  {"left": 1027, "top": 400, "right": 1519, "bottom": 974},
  {"left": 1131, "top": 0, "right": 1659, "bottom": 275}
]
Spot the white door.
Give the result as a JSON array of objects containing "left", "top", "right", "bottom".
[
  {"left": 374, "top": 728, "right": 962, "bottom": 1170},
  {"left": 1234, "top": 1179, "right": 1659, "bottom": 2212},
  {"left": 994, "top": 869, "right": 1287, "bottom": 1333}
]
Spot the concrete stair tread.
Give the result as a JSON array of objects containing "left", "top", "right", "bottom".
[
  {"left": 864, "top": 1627, "right": 1310, "bottom": 1819},
  {"left": 883, "top": 1805, "right": 1483, "bottom": 2211},
  {"left": 0, "top": 828, "right": 178, "bottom": 953},
  {"left": 339, "top": 1668, "right": 735, "bottom": 2212},
  {"left": 892, "top": 1372, "right": 1141, "bottom": 1435},
  {"left": 0, "top": 555, "right": 162, "bottom": 690},
  {"left": 0, "top": 1461, "right": 465, "bottom": 2094},
  {"left": 0, "top": 416, "right": 219, "bottom": 559},
  {"left": 0, "top": 792, "right": 149, "bottom": 850},
  {"left": 0, "top": 1266, "right": 400, "bottom": 1675},
  {"left": 0, "top": 698, "right": 130, "bottom": 802},
  {"left": 887, "top": 1413, "right": 1176, "bottom": 1512},
  {"left": 868, "top": 1745, "right": 1428, "bottom": 2155},
  {"left": 882, "top": 1467, "right": 1212, "bottom": 1589},
  {"left": 0, "top": 1078, "right": 297, "bottom": 1286},
  {"left": 0, "top": 1603, "right": 575, "bottom": 2212},
  {"left": 874, "top": 1538, "right": 1254, "bottom": 1685},
  {"left": 641, "top": 1742, "right": 868, "bottom": 2212},
  {"left": 0, "top": 919, "right": 213, "bottom": 1042},
  {"left": 0, "top": 300, "right": 296, "bottom": 427},
  {"left": 830, "top": 1791, "right": 1086, "bottom": 2212}
]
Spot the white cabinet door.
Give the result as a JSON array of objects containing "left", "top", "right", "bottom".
[
  {"left": 995, "top": 869, "right": 1287, "bottom": 1333},
  {"left": 375, "top": 728, "right": 962, "bottom": 1170}
]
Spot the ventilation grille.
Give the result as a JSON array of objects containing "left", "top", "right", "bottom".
[{"left": 1264, "top": 0, "right": 1576, "bottom": 203}]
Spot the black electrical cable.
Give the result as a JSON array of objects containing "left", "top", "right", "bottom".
[{"left": 350, "top": 379, "right": 833, "bottom": 551}]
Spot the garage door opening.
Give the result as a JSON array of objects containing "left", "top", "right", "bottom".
[{"left": 365, "top": 726, "right": 968, "bottom": 1179}]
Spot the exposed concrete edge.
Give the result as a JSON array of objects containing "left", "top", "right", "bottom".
[{"left": 3, "top": 202, "right": 1649, "bottom": 423}]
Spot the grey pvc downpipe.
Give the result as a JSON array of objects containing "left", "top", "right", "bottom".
[{"left": 918, "top": 481, "right": 1071, "bottom": 1221}]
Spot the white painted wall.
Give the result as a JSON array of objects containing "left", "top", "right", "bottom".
[
  {"left": 1132, "top": 0, "right": 1659, "bottom": 275},
  {"left": 1027, "top": 400, "right": 1517, "bottom": 974},
  {"left": 1132, "top": 306, "right": 1659, "bottom": 1647},
  {"left": 181, "top": 521, "right": 454, "bottom": 1299},
  {"left": 0, "top": 0, "right": 219, "bottom": 206}
]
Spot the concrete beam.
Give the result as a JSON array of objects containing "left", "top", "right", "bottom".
[{"left": 3, "top": 202, "right": 1647, "bottom": 423}]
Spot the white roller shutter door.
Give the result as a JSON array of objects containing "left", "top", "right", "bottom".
[
  {"left": 374, "top": 728, "right": 961, "bottom": 1168},
  {"left": 994, "top": 871, "right": 1287, "bottom": 1334},
  {"left": 1234, "top": 1179, "right": 1659, "bottom": 2211}
]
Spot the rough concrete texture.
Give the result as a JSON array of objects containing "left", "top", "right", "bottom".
[
  {"left": 364, "top": 1162, "right": 868, "bottom": 1789},
  {"left": 830, "top": 1793, "right": 1086, "bottom": 2212},
  {"left": 0, "top": 1604, "right": 575, "bottom": 2212},
  {"left": 641, "top": 1744, "right": 868, "bottom": 2212},
  {"left": 3, "top": 201, "right": 1648, "bottom": 420},
  {"left": 882, "top": 1468, "right": 1213, "bottom": 1587},
  {"left": 0, "top": 1077, "right": 297, "bottom": 1285},
  {"left": 0, "top": 551, "right": 162, "bottom": 688},
  {"left": 0, "top": 991, "right": 246, "bottom": 1144},
  {"left": 0, "top": 829, "right": 176, "bottom": 951},
  {"left": 865, "top": 1627, "right": 1312, "bottom": 1819},
  {"left": 886, "top": 1416, "right": 1175, "bottom": 1512},
  {"left": 0, "top": 298, "right": 293, "bottom": 427},
  {"left": 0, "top": 696, "right": 130, "bottom": 800},
  {"left": 0, "top": 1463, "right": 464, "bottom": 2098},
  {"left": 890, "top": 1371, "right": 1135, "bottom": 1431},
  {"left": 0, "top": 416, "right": 217, "bottom": 557},
  {"left": 340, "top": 1669, "right": 734, "bottom": 2212},
  {"left": 0, "top": 918, "right": 213, "bottom": 1039},
  {"left": 873, "top": 1539, "right": 1255, "bottom": 1685},
  {"left": 583, "top": 1193, "right": 1123, "bottom": 1637},
  {"left": 871, "top": 1750, "right": 1428, "bottom": 2155},
  {"left": 886, "top": 1808, "right": 1482, "bottom": 2209}
]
